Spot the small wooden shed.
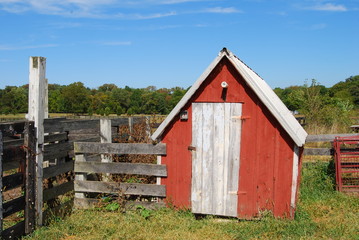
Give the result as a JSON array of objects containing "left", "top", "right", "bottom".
[{"left": 151, "top": 48, "right": 307, "bottom": 219}]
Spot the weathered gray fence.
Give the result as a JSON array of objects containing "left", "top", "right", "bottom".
[
  {"left": 73, "top": 141, "right": 167, "bottom": 209},
  {"left": 0, "top": 122, "right": 36, "bottom": 239},
  {"left": 0, "top": 116, "right": 151, "bottom": 239},
  {"left": 304, "top": 133, "right": 359, "bottom": 156}
]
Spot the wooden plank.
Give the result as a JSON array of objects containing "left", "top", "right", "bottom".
[
  {"left": 74, "top": 162, "right": 167, "bottom": 177},
  {"left": 2, "top": 173, "right": 23, "bottom": 191},
  {"left": 110, "top": 118, "right": 129, "bottom": 127},
  {"left": 74, "top": 180, "right": 166, "bottom": 197},
  {"left": 100, "top": 119, "right": 112, "bottom": 182},
  {"left": 200, "top": 103, "right": 214, "bottom": 215},
  {"left": 43, "top": 118, "right": 66, "bottom": 133},
  {"left": 43, "top": 161, "right": 74, "bottom": 179},
  {"left": 44, "top": 132, "right": 68, "bottom": 143},
  {"left": 1, "top": 220, "right": 25, "bottom": 240},
  {"left": 306, "top": 134, "right": 359, "bottom": 143},
  {"left": 3, "top": 139, "right": 23, "bottom": 149},
  {"left": 24, "top": 121, "right": 36, "bottom": 234},
  {"left": 44, "top": 150, "right": 69, "bottom": 161},
  {"left": 75, "top": 154, "right": 87, "bottom": 202},
  {"left": 43, "top": 199, "right": 73, "bottom": 225},
  {"left": 3, "top": 196, "right": 25, "bottom": 218},
  {"left": 74, "top": 142, "right": 166, "bottom": 155},
  {"left": 44, "top": 141, "right": 72, "bottom": 156},
  {"left": 304, "top": 148, "right": 332, "bottom": 156},
  {"left": 191, "top": 102, "right": 203, "bottom": 213},
  {"left": 28, "top": 56, "right": 46, "bottom": 226},
  {"left": 3, "top": 159, "right": 22, "bottom": 172},
  {"left": 74, "top": 198, "right": 165, "bottom": 210},
  {"left": 226, "top": 103, "right": 241, "bottom": 217},
  {"left": 0, "top": 121, "right": 26, "bottom": 137},
  {"left": 213, "top": 103, "right": 225, "bottom": 215},
  {"left": 43, "top": 181, "right": 74, "bottom": 202},
  {"left": 44, "top": 119, "right": 100, "bottom": 133}
]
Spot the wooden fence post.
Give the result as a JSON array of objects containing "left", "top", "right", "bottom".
[
  {"left": 24, "top": 122, "right": 36, "bottom": 234},
  {"left": 27, "top": 56, "right": 46, "bottom": 226},
  {"left": 0, "top": 131, "right": 3, "bottom": 236},
  {"left": 145, "top": 116, "right": 151, "bottom": 140},
  {"left": 128, "top": 117, "right": 133, "bottom": 141},
  {"left": 74, "top": 154, "right": 87, "bottom": 207},
  {"left": 100, "top": 119, "right": 112, "bottom": 181}
]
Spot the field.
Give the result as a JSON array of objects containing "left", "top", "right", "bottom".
[{"left": 24, "top": 159, "right": 359, "bottom": 240}]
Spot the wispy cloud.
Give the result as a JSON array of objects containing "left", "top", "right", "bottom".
[
  {"left": 0, "top": 44, "right": 58, "bottom": 51},
  {"left": 0, "top": 0, "right": 234, "bottom": 19},
  {"left": 304, "top": 3, "right": 347, "bottom": 12},
  {"left": 202, "top": 7, "right": 241, "bottom": 14}
]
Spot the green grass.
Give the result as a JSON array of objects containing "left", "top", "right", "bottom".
[{"left": 24, "top": 160, "right": 359, "bottom": 240}]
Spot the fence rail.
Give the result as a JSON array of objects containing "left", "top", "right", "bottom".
[
  {"left": 73, "top": 141, "right": 167, "bottom": 209},
  {"left": 304, "top": 133, "right": 359, "bottom": 156}
]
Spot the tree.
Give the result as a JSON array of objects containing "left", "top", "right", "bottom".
[{"left": 61, "top": 82, "right": 90, "bottom": 114}]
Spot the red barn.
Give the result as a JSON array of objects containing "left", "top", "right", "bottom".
[{"left": 151, "top": 48, "right": 307, "bottom": 219}]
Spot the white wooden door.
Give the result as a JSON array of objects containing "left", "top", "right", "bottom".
[{"left": 191, "top": 102, "right": 242, "bottom": 217}]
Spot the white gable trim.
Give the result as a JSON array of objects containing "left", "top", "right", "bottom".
[{"left": 151, "top": 48, "right": 307, "bottom": 146}]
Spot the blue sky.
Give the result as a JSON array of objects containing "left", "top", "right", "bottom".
[{"left": 0, "top": 0, "right": 358, "bottom": 90}]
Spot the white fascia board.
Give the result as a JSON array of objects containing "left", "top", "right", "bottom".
[
  {"left": 151, "top": 51, "right": 227, "bottom": 141},
  {"left": 227, "top": 55, "right": 307, "bottom": 146}
]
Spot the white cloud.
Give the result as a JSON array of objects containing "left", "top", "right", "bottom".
[
  {"left": 0, "top": 0, "right": 180, "bottom": 19},
  {"left": 203, "top": 7, "right": 241, "bottom": 13},
  {"left": 305, "top": 3, "right": 347, "bottom": 12},
  {"left": 0, "top": 44, "right": 58, "bottom": 51}
]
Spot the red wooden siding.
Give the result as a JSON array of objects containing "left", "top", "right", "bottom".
[{"left": 161, "top": 57, "right": 300, "bottom": 218}]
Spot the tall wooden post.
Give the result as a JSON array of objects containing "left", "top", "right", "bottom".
[
  {"left": 100, "top": 119, "right": 112, "bottom": 181},
  {"left": 24, "top": 122, "right": 36, "bottom": 234},
  {"left": 27, "top": 56, "right": 46, "bottom": 226},
  {"left": 0, "top": 131, "right": 3, "bottom": 236}
]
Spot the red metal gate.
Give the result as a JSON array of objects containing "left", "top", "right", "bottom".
[{"left": 333, "top": 136, "right": 359, "bottom": 192}]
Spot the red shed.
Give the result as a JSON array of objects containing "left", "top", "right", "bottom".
[{"left": 152, "top": 48, "right": 307, "bottom": 219}]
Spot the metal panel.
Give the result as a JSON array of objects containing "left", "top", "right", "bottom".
[{"left": 191, "top": 103, "right": 242, "bottom": 217}]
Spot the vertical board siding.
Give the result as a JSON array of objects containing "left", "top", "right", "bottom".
[
  {"left": 213, "top": 103, "right": 225, "bottom": 214},
  {"left": 226, "top": 103, "right": 241, "bottom": 216},
  {"left": 192, "top": 103, "right": 241, "bottom": 217},
  {"left": 191, "top": 104, "right": 202, "bottom": 213}
]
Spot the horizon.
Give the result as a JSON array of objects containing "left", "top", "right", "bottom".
[{"left": 0, "top": 0, "right": 358, "bottom": 90}]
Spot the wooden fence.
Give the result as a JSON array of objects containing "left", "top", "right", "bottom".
[
  {"left": 73, "top": 142, "right": 167, "bottom": 209},
  {"left": 304, "top": 133, "right": 359, "bottom": 155},
  {"left": 0, "top": 116, "right": 151, "bottom": 239},
  {"left": 0, "top": 122, "right": 36, "bottom": 239}
]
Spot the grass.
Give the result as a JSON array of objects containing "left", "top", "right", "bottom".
[{"left": 24, "top": 159, "right": 359, "bottom": 240}]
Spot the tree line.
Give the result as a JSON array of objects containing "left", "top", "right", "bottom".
[
  {"left": 274, "top": 75, "right": 358, "bottom": 131},
  {"left": 0, "top": 76, "right": 357, "bottom": 127},
  {"left": 0, "top": 83, "right": 187, "bottom": 115}
]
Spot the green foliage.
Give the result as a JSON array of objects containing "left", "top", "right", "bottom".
[
  {"left": 275, "top": 77, "right": 358, "bottom": 133},
  {"left": 0, "top": 82, "right": 187, "bottom": 115},
  {"left": 105, "top": 202, "right": 120, "bottom": 211}
]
